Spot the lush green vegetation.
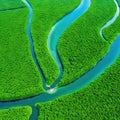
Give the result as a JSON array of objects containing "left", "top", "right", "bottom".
[
  {"left": 28, "top": 0, "right": 81, "bottom": 85},
  {"left": 0, "top": 8, "right": 43, "bottom": 100},
  {"left": 36, "top": 56, "right": 120, "bottom": 120},
  {"left": 0, "top": 106, "right": 32, "bottom": 120},
  {"left": 103, "top": 8, "right": 120, "bottom": 43},
  {"left": 36, "top": 0, "right": 120, "bottom": 119},
  {"left": 0, "top": 0, "right": 25, "bottom": 10},
  {"left": 118, "top": 0, "right": 120, "bottom": 5},
  {"left": 57, "top": 0, "right": 116, "bottom": 86},
  {"left": 0, "top": 0, "right": 120, "bottom": 119}
]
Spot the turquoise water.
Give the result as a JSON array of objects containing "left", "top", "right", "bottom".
[
  {"left": 21, "top": 0, "right": 48, "bottom": 90},
  {"left": 0, "top": 0, "right": 120, "bottom": 120},
  {"left": 48, "top": 0, "right": 91, "bottom": 88},
  {"left": 0, "top": 6, "right": 26, "bottom": 12},
  {"left": 100, "top": 0, "right": 120, "bottom": 39},
  {"left": 1, "top": 34, "right": 120, "bottom": 108}
]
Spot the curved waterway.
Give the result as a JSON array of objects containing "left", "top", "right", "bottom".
[
  {"left": 48, "top": 0, "right": 91, "bottom": 88},
  {"left": 0, "top": 0, "right": 120, "bottom": 120},
  {"left": 21, "top": 0, "right": 48, "bottom": 90},
  {"left": 0, "top": 6, "right": 26, "bottom": 12},
  {"left": 100, "top": 0, "right": 120, "bottom": 40}
]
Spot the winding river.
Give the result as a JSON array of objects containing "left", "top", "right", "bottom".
[
  {"left": 0, "top": 6, "right": 26, "bottom": 12},
  {"left": 48, "top": 0, "right": 91, "bottom": 88},
  {"left": 100, "top": 0, "right": 120, "bottom": 40},
  {"left": 0, "top": 0, "right": 120, "bottom": 120},
  {"left": 20, "top": 0, "right": 48, "bottom": 90}
]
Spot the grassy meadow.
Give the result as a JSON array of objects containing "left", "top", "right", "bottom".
[
  {"left": 57, "top": 0, "right": 116, "bottom": 86},
  {"left": 0, "top": 106, "right": 32, "bottom": 120},
  {"left": 118, "top": 0, "right": 120, "bottom": 4},
  {"left": 36, "top": 0, "right": 120, "bottom": 119},
  {"left": 103, "top": 15, "right": 120, "bottom": 43},
  {"left": 0, "top": 8, "right": 44, "bottom": 100},
  {"left": 0, "top": 0, "right": 25, "bottom": 10},
  {"left": 0, "top": 0, "right": 120, "bottom": 119},
  {"left": 36, "top": 56, "right": 120, "bottom": 120}
]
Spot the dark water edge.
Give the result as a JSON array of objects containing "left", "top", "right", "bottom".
[
  {"left": 0, "top": 6, "right": 26, "bottom": 12},
  {"left": 48, "top": 0, "right": 91, "bottom": 88}
]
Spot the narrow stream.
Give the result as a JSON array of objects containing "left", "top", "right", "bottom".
[
  {"left": 0, "top": 6, "right": 26, "bottom": 12},
  {"left": 0, "top": 0, "right": 120, "bottom": 120},
  {"left": 100, "top": 0, "right": 120, "bottom": 39},
  {"left": 0, "top": 34, "right": 120, "bottom": 108},
  {"left": 21, "top": 0, "right": 48, "bottom": 90}
]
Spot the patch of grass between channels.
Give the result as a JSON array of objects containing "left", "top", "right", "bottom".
[
  {"left": 28, "top": 0, "right": 81, "bottom": 85},
  {"left": 103, "top": 16, "right": 120, "bottom": 43},
  {"left": 57, "top": 0, "right": 116, "bottom": 86},
  {"left": 0, "top": 0, "right": 25, "bottom": 11},
  {"left": 36, "top": 56, "right": 120, "bottom": 120},
  {"left": 0, "top": 8, "right": 43, "bottom": 101},
  {"left": 0, "top": 106, "right": 32, "bottom": 120}
]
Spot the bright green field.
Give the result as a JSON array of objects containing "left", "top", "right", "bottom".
[
  {"left": 0, "top": 106, "right": 32, "bottom": 120},
  {"left": 0, "top": 0, "right": 83, "bottom": 101},
  {"left": 36, "top": 56, "right": 120, "bottom": 120},
  {"left": 118, "top": 0, "right": 120, "bottom": 4},
  {"left": 0, "top": 0, "right": 25, "bottom": 10},
  {"left": 103, "top": 16, "right": 120, "bottom": 43},
  {"left": 58, "top": 0, "right": 116, "bottom": 86},
  {"left": 0, "top": 7, "right": 43, "bottom": 100},
  {"left": 0, "top": 0, "right": 120, "bottom": 119},
  {"left": 36, "top": 0, "right": 120, "bottom": 119}
]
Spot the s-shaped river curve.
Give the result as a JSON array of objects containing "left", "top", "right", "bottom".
[
  {"left": 0, "top": 0, "right": 120, "bottom": 120},
  {"left": 47, "top": 0, "right": 91, "bottom": 89},
  {"left": 100, "top": 0, "right": 120, "bottom": 40}
]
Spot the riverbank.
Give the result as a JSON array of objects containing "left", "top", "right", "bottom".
[
  {"left": 0, "top": 0, "right": 25, "bottom": 10},
  {"left": 0, "top": 106, "right": 32, "bottom": 120},
  {"left": 37, "top": 55, "right": 120, "bottom": 119},
  {"left": 58, "top": 0, "right": 116, "bottom": 86},
  {"left": 0, "top": 7, "right": 43, "bottom": 101},
  {"left": 27, "top": 0, "right": 81, "bottom": 85}
]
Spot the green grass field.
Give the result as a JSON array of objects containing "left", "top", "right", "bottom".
[
  {"left": 103, "top": 15, "right": 120, "bottom": 43},
  {"left": 0, "top": 0, "right": 25, "bottom": 10},
  {"left": 58, "top": 0, "right": 116, "bottom": 86},
  {"left": 36, "top": 0, "right": 120, "bottom": 119},
  {"left": 36, "top": 56, "right": 120, "bottom": 119},
  {"left": 0, "top": 106, "right": 32, "bottom": 120},
  {"left": 0, "top": 0, "right": 120, "bottom": 119},
  {"left": 0, "top": 7, "right": 43, "bottom": 101},
  {"left": 118, "top": 0, "right": 120, "bottom": 4}
]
